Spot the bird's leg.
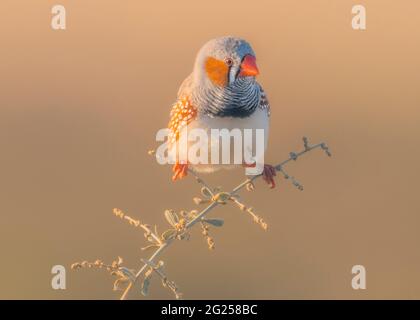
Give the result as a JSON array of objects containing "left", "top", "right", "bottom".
[
  {"left": 172, "top": 162, "right": 189, "bottom": 181},
  {"left": 262, "top": 164, "right": 277, "bottom": 189},
  {"left": 242, "top": 162, "right": 277, "bottom": 189}
]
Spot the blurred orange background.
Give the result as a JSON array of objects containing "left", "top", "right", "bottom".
[{"left": 0, "top": 0, "right": 419, "bottom": 299}]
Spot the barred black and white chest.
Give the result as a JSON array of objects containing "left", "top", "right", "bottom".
[{"left": 194, "top": 78, "right": 270, "bottom": 119}]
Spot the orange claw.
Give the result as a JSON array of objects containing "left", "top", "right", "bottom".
[
  {"left": 243, "top": 162, "right": 277, "bottom": 189},
  {"left": 172, "top": 162, "right": 189, "bottom": 181},
  {"left": 262, "top": 164, "right": 277, "bottom": 189}
]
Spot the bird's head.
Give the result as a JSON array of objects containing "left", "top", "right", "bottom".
[{"left": 193, "top": 36, "right": 259, "bottom": 88}]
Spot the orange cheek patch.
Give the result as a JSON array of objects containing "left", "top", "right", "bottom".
[{"left": 205, "top": 57, "right": 228, "bottom": 86}]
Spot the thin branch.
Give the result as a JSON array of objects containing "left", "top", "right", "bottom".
[
  {"left": 140, "top": 259, "right": 182, "bottom": 299},
  {"left": 113, "top": 208, "right": 162, "bottom": 245},
  {"left": 118, "top": 137, "right": 330, "bottom": 299}
]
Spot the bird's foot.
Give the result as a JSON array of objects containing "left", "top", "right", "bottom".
[
  {"left": 243, "top": 162, "right": 277, "bottom": 189},
  {"left": 172, "top": 162, "right": 189, "bottom": 181},
  {"left": 262, "top": 164, "right": 277, "bottom": 189}
]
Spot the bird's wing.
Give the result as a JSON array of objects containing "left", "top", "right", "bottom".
[
  {"left": 168, "top": 96, "right": 198, "bottom": 144},
  {"left": 168, "top": 74, "right": 198, "bottom": 143},
  {"left": 258, "top": 85, "right": 271, "bottom": 117}
]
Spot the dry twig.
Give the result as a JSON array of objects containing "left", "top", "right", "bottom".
[{"left": 72, "top": 137, "right": 331, "bottom": 300}]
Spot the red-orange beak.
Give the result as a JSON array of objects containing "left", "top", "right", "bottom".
[{"left": 239, "top": 55, "right": 259, "bottom": 77}]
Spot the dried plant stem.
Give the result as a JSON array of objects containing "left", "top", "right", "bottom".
[
  {"left": 120, "top": 243, "right": 169, "bottom": 300},
  {"left": 120, "top": 201, "right": 218, "bottom": 300},
  {"left": 114, "top": 208, "right": 162, "bottom": 245},
  {"left": 231, "top": 141, "right": 327, "bottom": 195},
  {"left": 188, "top": 169, "right": 216, "bottom": 196},
  {"left": 119, "top": 137, "right": 330, "bottom": 300}
]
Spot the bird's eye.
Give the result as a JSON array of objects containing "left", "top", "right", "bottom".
[{"left": 225, "top": 58, "right": 233, "bottom": 66}]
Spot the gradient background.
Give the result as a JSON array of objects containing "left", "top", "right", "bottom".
[{"left": 1, "top": 0, "right": 419, "bottom": 299}]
